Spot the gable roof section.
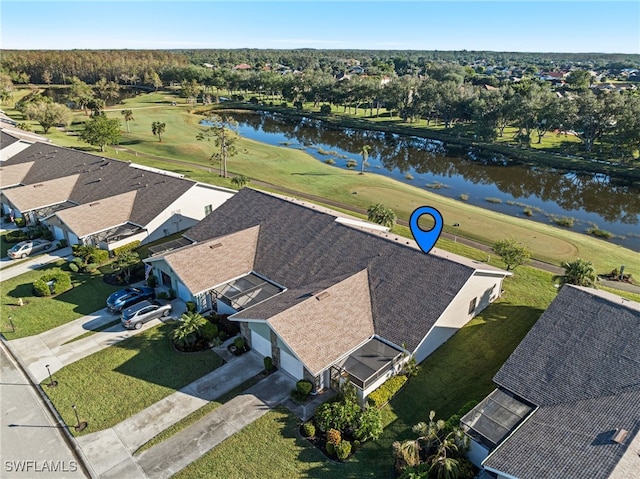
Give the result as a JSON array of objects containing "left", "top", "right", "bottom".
[
  {"left": 186, "top": 188, "right": 475, "bottom": 351},
  {"left": 54, "top": 190, "right": 138, "bottom": 238},
  {"left": 493, "top": 286, "right": 640, "bottom": 406},
  {"left": 3, "top": 142, "right": 195, "bottom": 226},
  {"left": 153, "top": 225, "right": 260, "bottom": 295},
  {"left": 1, "top": 130, "right": 19, "bottom": 148},
  {"left": 267, "top": 269, "right": 375, "bottom": 376},
  {"left": 485, "top": 286, "right": 640, "bottom": 479},
  {"left": 0, "top": 161, "right": 34, "bottom": 188},
  {"left": 2, "top": 174, "right": 79, "bottom": 212}
]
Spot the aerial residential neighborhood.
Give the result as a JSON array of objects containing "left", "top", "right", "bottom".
[{"left": 1, "top": 2, "right": 639, "bottom": 479}]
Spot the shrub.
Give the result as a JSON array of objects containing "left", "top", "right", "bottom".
[
  {"left": 324, "top": 158, "right": 336, "bottom": 165},
  {"left": 201, "top": 321, "right": 219, "bottom": 342},
  {"left": 346, "top": 159, "right": 358, "bottom": 169},
  {"left": 302, "top": 421, "right": 316, "bottom": 437},
  {"left": 186, "top": 301, "right": 197, "bottom": 312},
  {"left": 367, "top": 375, "right": 408, "bottom": 408},
  {"left": 325, "top": 441, "right": 335, "bottom": 456},
  {"left": 32, "top": 271, "right": 72, "bottom": 297},
  {"left": 5, "top": 230, "right": 27, "bottom": 243},
  {"left": 14, "top": 217, "right": 26, "bottom": 228},
  {"left": 296, "top": 380, "right": 313, "bottom": 397},
  {"left": 112, "top": 240, "right": 140, "bottom": 257},
  {"left": 218, "top": 330, "right": 227, "bottom": 341},
  {"left": 293, "top": 100, "right": 303, "bottom": 110},
  {"left": 147, "top": 275, "right": 158, "bottom": 288},
  {"left": 523, "top": 208, "right": 533, "bottom": 217},
  {"left": 320, "top": 104, "right": 332, "bottom": 115},
  {"left": 83, "top": 263, "right": 98, "bottom": 273},
  {"left": 249, "top": 96, "right": 259, "bottom": 104},
  {"left": 168, "top": 288, "right": 176, "bottom": 299},
  {"left": 353, "top": 440, "right": 361, "bottom": 450},
  {"left": 233, "top": 336, "right": 245, "bottom": 349},
  {"left": 315, "top": 400, "right": 361, "bottom": 433},
  {"left": 354, "top": 406, "right": 383, "bottom": 441},
  {"left": 587, "top": 227, "right": 613, "bottom": 239},
  {"left": 264, "top": 356, "right": 273, "bottom": 372},
  {"left": 68, "top": 262, "right": 79, "bottom": 273},
  {"left": 72, "top": 257, "right": 84, "bottom": 266},
  {"left": 327, "top": 428, "right": 341, "bottom": 445},
  {"left": 89, "top": 249, "right": 109, "bottom": 264},
  {"left": 551, "top": 215, "right": 575, "bottom": 227},
  {"left": 335, "top": 440, "right": 352, "bottom": 461}
]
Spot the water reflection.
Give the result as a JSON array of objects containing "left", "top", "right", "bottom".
[{"left": 228, "top": 111, "right": 640, "bottom": 251}]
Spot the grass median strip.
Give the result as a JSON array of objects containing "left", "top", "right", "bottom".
[{"left": 42, "top": 322, "right": 223, "bottom": 436}]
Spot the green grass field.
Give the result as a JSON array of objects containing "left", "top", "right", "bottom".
[{"left": 42, "top": 322, "right": 223, "bottom": 436}]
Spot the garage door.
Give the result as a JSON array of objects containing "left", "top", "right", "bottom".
[
  {"left": 280, "top": 349, "right": 303, "bottom": 380},
  {"left": 251, "top": 330, "right": 272, "bottom": 358}
]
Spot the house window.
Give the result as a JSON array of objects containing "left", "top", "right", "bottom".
[
  {"left": 204, "top": 204, "right": 213, "bottom": 216},
  {"left": 468, "top": 297, "right": 477, "bottom": 315}
]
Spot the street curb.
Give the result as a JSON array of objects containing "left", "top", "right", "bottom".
[{"left": 0, "top": 335, "right": 98, "bottom": 479}]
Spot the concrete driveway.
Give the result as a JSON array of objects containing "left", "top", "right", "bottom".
[{"left": 0, "top": 247, "right": 74, "bottom": 281}]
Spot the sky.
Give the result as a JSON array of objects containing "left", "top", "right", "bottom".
[{"left": 1, "top": 1, "right": 639, "bottom": 54}]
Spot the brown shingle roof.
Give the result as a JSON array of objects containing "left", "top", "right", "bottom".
[
  {"left": 268, "top": 269, "right": 375, "bottom": 375},
  {"left": 157, "top": 226, "right": 260, "bottom": 295},
  {"left": 2, "top": 174, "right": 79, "bottom": 212},
  {"left": 0, "top": 161, "right": 34, "bottom": 188},
  {"left": 55, "top": 191, "right": 138, "bottom": 238}
]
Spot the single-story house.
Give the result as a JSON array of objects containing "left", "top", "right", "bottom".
[
  {"left": 145, "top": 188, "right": 511, "bottom": 401},
  {"left": 0, "top": 142, "right": 235, "bottom": 250},
  {"left": 0, "top": 129, "right": 50, "bottom": 161},
  {"left": 462, "top": 285, "right": 640, "bottom": 479}
]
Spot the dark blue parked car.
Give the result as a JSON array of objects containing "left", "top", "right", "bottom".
[{"left": 106, "top": 287, "right": 155, "bottom": 314}]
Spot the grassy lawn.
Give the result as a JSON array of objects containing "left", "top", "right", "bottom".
[
  {"left": 42, "top": 322, "right": 223, "bottom": 436},
  {"left": 0, "top": 261, "right": 121, "bottom": 339},
  {"left": 0, "top": 230, "right": 15, "bottom": 258},
  {"left": 172, "top": 266, "right": 557, "bottom": 478}
]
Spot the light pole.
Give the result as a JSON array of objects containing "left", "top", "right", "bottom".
[
  {"left": 45, "top": 364, "right": 57, "bottom": 387},
  {"left": 71, "top": 404, "right": 87, "bottom": 432}
]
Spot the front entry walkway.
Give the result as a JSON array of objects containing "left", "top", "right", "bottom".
[{"left": 135, "top": 370, "right": 295, "bottom": 479}]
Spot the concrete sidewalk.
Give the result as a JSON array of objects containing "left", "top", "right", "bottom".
[
  {"left": 76, "top": 351, "right": 266, "bottom": 478},
  {"left": 9, "top": 300, "right": 186, "bottom": 382},
  {"left": 136, "top": 370, "right": 295, "bottom": 479},
  {"left": 0, "top": 246, "right": 73, "bottom": 280}
]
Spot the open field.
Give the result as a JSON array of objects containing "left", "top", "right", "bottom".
[{"left": 6, "top": 90, "right": 637, "bottom": 274}]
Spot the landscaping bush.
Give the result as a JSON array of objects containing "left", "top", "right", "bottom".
[
  {"left": 186, "top": 301, "right": 197, "bottom": 312},
  {"left": 72, "top": 257, "right": 84, "bottom": 266},
  {"left": 335, "top": 440, "right": 352, "bottom": 461},
  {"left": 218, "top": 330, "right": 227, "bottom": 341},
  {"left": 68, "top": 262, "right": 79, "bottom": 273},
  {"left": 89, "top": 249, "right": 109, "bottom": 264},
  {"left": 296, "top": 380, "right": 313, "bottom": 397},
  {"left": 201, "top": 321, "right": 219, "bottom": 342},
  {"left": 354, "top": 406, "right": 383, "bottom": 442},
  {"left": 147, "top": 275, "right": 158, "bottom": 288},
  {"left": 157, "top": 291, "right": 169, "bottom": 300},
  {"left": 112, "top": 240, "right": 141, "bottom": 257},
  {"left": 264, "top": 356, "right": 273, "bottom": 372},
  {"left": 5, "top": 230, "right": 27, "bottom": 243},
  {"left": 325, "top": 441, "right": 335, "bottom": 456},
  {"left": 14, "top": 217, "right": 26, "bottom": 228},
  {"left": 367, "top": 374, "right": 408, "bottom": 408},
  {"left": 303, "top": 421, "right": 316, "bottom": 438},
  {"left": 233, "top": 336, "right": 245, "bottom": 349},
  {"left": 84, "top": 263, "right": 98, "bottom": 273},
  {"left": 320, "top": 104, "right": 332, "bottom": 115},
  {"left": 327, "top": 428, "right": 341, "bottom": 445},
  {"left": 315, "top": 399, "right": 360, "bottom": 433},
  {"left": 32, "top": 271, "right": 72, "bottom": 297}
]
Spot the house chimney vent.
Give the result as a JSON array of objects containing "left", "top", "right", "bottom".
[
  {"left": 316, "top": 291, "right": 330, "bottom": 301},
  {"left": 209, "top": 243, "right": 223, "bottom": 250},
  {"left": 612, "top": 429, "right": 629, "bottom": 444}
]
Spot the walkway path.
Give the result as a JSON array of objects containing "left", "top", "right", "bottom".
[
  {"left": 135, "top": 369, "right": 295, "bottom": 479},
  {"left": 0, "top": 246, "right": 73, "bottom": 281},
  {"left": 76, "top": 351, "right": 268, "bottom": 478}
]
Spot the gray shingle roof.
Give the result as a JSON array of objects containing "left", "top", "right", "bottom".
[
  {"left": 1, "top": 130, "right": 19, "bottom": 148},
  {"left": 485, "top": 286, "right": 640, "bottom": 479},
  {"left": 186, "top": 188, "right": 475, "bottom": 351},
  {"left": 3, "top": 143, "right": 195, "bottom": 227}
]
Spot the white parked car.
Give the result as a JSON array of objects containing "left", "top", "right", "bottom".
[
  {"left": 7, "top": 239, "right": 52, "bottom": 259},
  {"left": 121, "top": 300, "right": 172, "bottom": 329}
]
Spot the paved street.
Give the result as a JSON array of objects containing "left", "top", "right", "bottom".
[{"left": 0, "top": 344, "right": 86, "bottom": 478}]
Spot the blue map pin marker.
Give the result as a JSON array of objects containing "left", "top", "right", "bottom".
[{"left": 409, "top": 206, "right": 443, "bottom": 254}]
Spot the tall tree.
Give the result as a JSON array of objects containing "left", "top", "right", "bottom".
[
  {"left": 151, "top": 121, "right": 166, "bottom": 142},
  {"left": 196, "top": 114, "right": 242, "bottom": 178},
  {"left": 121, "top": 109, "right": 134, "bottom": 133},
  {"left": 42, "top": 69, "right": 53, "bottom": 86},
  {"left": 492, "top": 238, "right": 531, "bottom": 271},
  {"left": 24, "top": 101, "right": 71, "bottom": 134},
  {"left": 79, "top": 115, "right": 121, "bottom": 151},
  {"left": 68, "top": 76, "right": 95, "bottom": 115}
]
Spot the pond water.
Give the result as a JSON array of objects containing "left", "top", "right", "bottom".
[{"left": 211, "top": 111, "right": 640, "bottom": 252}]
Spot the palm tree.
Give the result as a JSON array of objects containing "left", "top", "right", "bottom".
[
  {"left": 367, "top": 203, "right": 397, "bottom": 229},
  {"left": 231, "top": 174, "right": 249, "bottom": 189},
  {"left": 360, "top": 144, "right": 371, "bottom": 174},
  {"left": 171, "top": 312, "right": 207, "bottom": 348},
  {"left": 554, "top": 258, "right": 599, "bottom": 288},
  {"left": 151, "top": 121, "right": 166, "bottom": 142},
  {"left": 121, "top": 109, "right": 134, "bottom": 133}
]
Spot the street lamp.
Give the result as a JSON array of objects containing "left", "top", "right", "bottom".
[
  {"left": 45, "top": 364, "right": 57, "bottom": 387},
  {"left": 71, "top": 404, "right": 87, "bottom": 432}
]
